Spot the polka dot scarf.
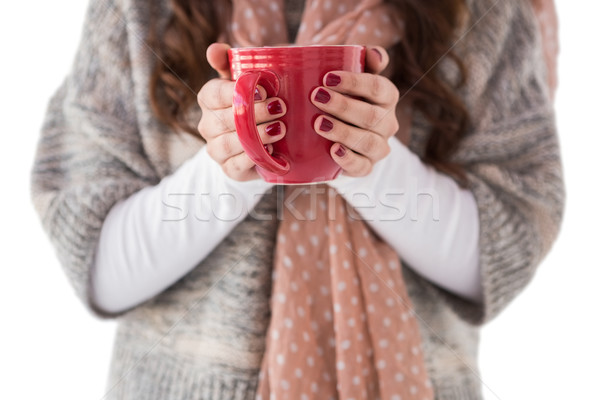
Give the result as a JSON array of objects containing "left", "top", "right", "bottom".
[
  {"left": 256, "top": 185, "right": 435, "bottom": 400},
  {"left": 228, "top": 1, "right": 434, "bottom": 399},
  {"left": 225, "top": 1, "right": 559, "bottom": 399},
  {"left": 228, "top": 0, "right": 404, "bottom": 47}
]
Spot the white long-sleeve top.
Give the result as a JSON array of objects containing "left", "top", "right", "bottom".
[{"left": 90, "top": 137, "right": 481, "bottom": 314}]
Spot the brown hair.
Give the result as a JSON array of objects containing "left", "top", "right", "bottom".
[
  {"left": 388, "top": 0, "right": 470, "bottom": 186},
  {"left": 148, "top": 1, "right": 228, "bottom": 134},
  {"left": 149, "top": 0, "right": 470, "bottom": 186}
]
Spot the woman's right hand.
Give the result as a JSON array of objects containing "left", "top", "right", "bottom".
[{"left": 197, "top": 43, "right": 287, "bottom": 181}]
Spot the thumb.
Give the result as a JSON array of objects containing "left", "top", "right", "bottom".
[
  {"left": 207, "top": 42, "right": 232, "bottom": 79},
  {"left": 365, "top": 46, "right": 390, "bottom": 75}
]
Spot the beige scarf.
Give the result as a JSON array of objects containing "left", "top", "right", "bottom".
[
  {"left": 225, "top": 1, "right": 558, "bottom": 399},
  {"left": 228, "top": 1, "right": 433, "bottom": 399}
]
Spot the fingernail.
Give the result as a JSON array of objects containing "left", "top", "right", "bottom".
[
  {"left": 314, "top": 88, "right": 331, "bottom": 104},
  {"left": 335, "top": 145, "right": 346, "bottom": 157},
  {"left": 325, "top": 73, "right": 341, "bottom": 87},
  {"left": 254, "top": 88, "right": 262, "bottom": 101},
  {"left": 267, "top": 100, "right": 283, "bottom": 115},
  {"left": 319, "top": 118, "right": 334, "bottom": 132},
  {"left": 265, "top": 122, "right": 281, "bottom": 136},
  {"left": 371, "top": 48, "right": 383, "bottom": 62}
]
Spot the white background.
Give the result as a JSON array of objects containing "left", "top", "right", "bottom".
[{"left": 1, "top": 1, "right": 598, "bottom": 399}]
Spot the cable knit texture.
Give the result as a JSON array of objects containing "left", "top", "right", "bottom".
[{"left": 30, "top": 0, "right": 564, "bottom": 399}]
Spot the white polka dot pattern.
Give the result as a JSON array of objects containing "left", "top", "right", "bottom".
[
  {"left": 256, "top": 185, "right": 433, "bottom": 400},
  {"left": 227, "top": 0, "right": 404, "bottom": 49},
  {"left": 225, "top": 1, "right": 442, "bottom": 398}
]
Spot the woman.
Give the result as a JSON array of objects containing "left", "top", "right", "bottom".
[{"left": 31, "top": 0, "right": 564, "bottom": 399}]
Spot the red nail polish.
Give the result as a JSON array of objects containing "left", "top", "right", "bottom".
[
  {"left": 314, "top": 88, "right": 331, "bottom": 104},
  {"left": 267, "top": 100, "right": 283, "bottom": 115},
  {"left": 371, "top": 48, "right": 383, "bottom": 62},
  {"left": 265, "top": 122, "right": 281, "bottom": 136},
  {"left": 325, "top": 73, "right": 341, "bottom": 87},
  {"left": 319, "top": 118, "right": 334, "bottom": 132},
  {"left": 335, "top": 145, "right": 346, "bottom": 157},
  {"left": 254, "top": 88, "right": 262, "bottom": 101}
]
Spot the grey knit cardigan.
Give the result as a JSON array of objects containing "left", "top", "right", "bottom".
[{"left": 30, "top": 0, "right": 565, "bottom": 398}]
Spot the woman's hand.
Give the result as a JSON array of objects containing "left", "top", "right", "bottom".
[
  {"left": 310, "top": 46, "right": 400, "bottom": 177},
  {"left": 197, "top": 43, "right": 287, "bottom": 181}
]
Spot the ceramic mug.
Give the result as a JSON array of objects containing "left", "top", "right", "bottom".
[{"left": 228, "top": 45, "right": 366, "bottom": 184}]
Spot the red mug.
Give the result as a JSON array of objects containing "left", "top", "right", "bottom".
[{"left": 229, "top": 45, "right": 366, "bottom": 184}]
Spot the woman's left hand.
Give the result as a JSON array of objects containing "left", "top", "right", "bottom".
[{"left": 310, "top": 46, "right": 400, "bottom": 177}]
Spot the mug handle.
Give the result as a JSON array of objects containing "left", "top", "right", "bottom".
[{"left": 232, "top": 70, "right": 290, "bottom": 175}]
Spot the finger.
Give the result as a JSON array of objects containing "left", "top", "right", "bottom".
[
  {"left": 255, "top": 98, "right": 287, "bottom": 124},
  {"left": 222, "top": 152, "right": 263, "bottom": 181},
  {"left": 365, "top": 46, "right": 390, "bottom": 75},
  {"left": 197, "top": 106, "right": 235, "bottom": 138},
  {"left": 311, "top": 88, "right": 399, "bottom": 136},
  {"left": 321, "top": 71, "right": 399, "bottom": 106},
  {"left": 207, "top": 122, "right": 286, "bottom": 163},
  {"left": 314, "top": 116, "right": 390, "bottom": 162},
  {"left": 198, "top": 79, "right": 268, "bottom": 111},
  {"left": 329, "top": 143, "right": 374, "bottom": 177},
  {"left": 255, "top": 85, "right": 268, "bottom": 102},
  {"left": 258, "top": 120, "right": 287, "bottom": 143},
  {"left": 197, "top": 79, "right": 235, "bottom": 110},
  {"left": 198, "top": 94, "right": 284, "bottom": 140},
  {"left": 206, "top": 43, "right": 232, "bottom": 79}
]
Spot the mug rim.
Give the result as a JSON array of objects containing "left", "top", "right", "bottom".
[{"left": 229, "top": 44, "right": 365, "bottom": 51}]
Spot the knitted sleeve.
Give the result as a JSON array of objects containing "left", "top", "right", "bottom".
[
  {"left": 413, "top": 0, "right": 565, "bottom": 325},
  {"left": 30, "top": 0, "right": 159, "bottom": 319}
]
